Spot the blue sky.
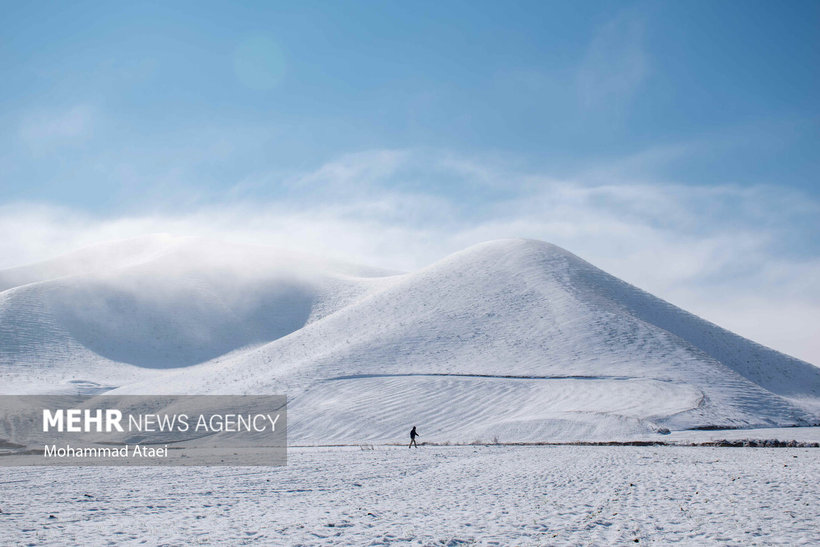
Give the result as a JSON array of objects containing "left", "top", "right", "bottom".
[{"left": 1, "top": 1, "right": 819, "bottom": 363}]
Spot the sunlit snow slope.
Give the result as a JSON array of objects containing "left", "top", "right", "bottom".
[{"left": 1, "top": 237, "right": 818, "bottom": 441}]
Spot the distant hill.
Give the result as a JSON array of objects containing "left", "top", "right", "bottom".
[{"left": 2, "top": 237, "right": 818, "bottom": 441}]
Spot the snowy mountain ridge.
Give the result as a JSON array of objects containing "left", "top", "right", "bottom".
[{"left": 1, "top": 236, "right": 818, "bottom": 442}]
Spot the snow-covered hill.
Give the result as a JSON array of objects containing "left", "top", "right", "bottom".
[
  {"left": 1, "top": 237, "right": 818, "bottom": 441},
  {"left": 0, "top": 235, "right": 391, "bottom": 389}
]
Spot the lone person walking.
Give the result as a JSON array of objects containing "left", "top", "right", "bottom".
[{"left": 409, "top": 426, "right": 419, "bottom": 448}]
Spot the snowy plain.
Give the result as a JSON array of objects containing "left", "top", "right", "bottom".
[
  {"left": 2, "top": 236, "right": 820, "bottom": 545},
  {"left": 1, "top": 445, "right": 818, "bottom": 545}
]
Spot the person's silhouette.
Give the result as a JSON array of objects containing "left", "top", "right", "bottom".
[{"left": 409, "top": 426, "right": 419, "bottom": 448}]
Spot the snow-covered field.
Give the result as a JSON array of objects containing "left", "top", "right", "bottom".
[
  {"left": 2, "top": 237, "right": 819, "bottom": 544},
  {"left": 1, "top": 445, "right": 817, "bottom": 545}
]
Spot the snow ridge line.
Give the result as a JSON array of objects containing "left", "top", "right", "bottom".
[{"left": 325, "top": 373, "right": 644, "bottom": 381}]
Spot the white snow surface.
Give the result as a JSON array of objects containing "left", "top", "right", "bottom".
[
  {"left": 2, "top": 236, "right": 819, "bottom": 442},
  {"left": 0, "top": 445, "right": 818, "bottom": 545}
]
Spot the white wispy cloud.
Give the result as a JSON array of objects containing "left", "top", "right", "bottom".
[
  {"left": 1, "top": 148, "right": 818, "bottom": 365},
  {"left": 577, "top": 10, "right": 648, "bottom": 109},
  {"left": 19, "top": 105, "right": 95, "bottom": 148}
]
